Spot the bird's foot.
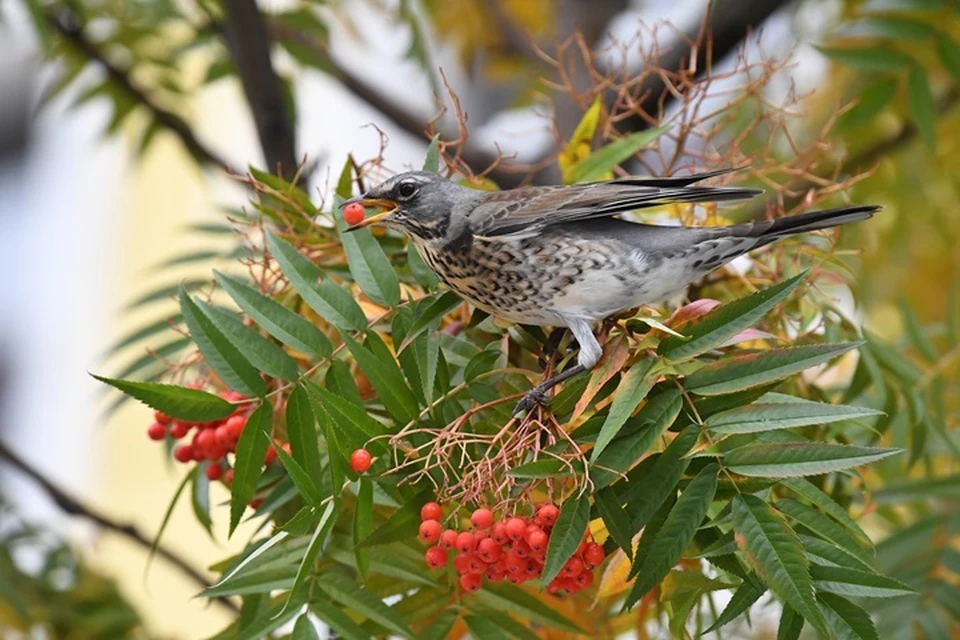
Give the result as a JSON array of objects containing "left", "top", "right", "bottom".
[{"left": 514, "top": 388, "right": 549, "bottom": 416}]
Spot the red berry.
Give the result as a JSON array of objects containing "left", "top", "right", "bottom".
[
  {"left": 170, "top": 421, "right": 189, "bottom": 439},
  {"left": 575, "top": 570, "right": 594, "bottom": 589},
  {"left": 224, "top": 415, "right": 246, "bottom": 439},
  {"left": 147, "top": 422, "right": 167, "bottom": 441},
  {"left": 206, "top": 462, "right": 223, "bottom": 481},
  {"left": 249, "top": 498, "right": 263, "bottom": 510},
  {"left": 425, "top": 546, "right": 448, "bottom": 569},
  {"left": 455, "top": 532, "right": 477, "bottom": 554},
  {"left": 477, "top": 538, "right": 503, "bottom": 563},
  {"left": 486, "top": 568, "right": 506, "bottom": 583},
  {"left": 536, "top": 504, "right": 560, "bottom": 527},
  {"left": 349, "top": 449, "right": 372, "bottom": 473},
  {"left": 343, "top": 202, "right": 366, "bottom": 226},
  {"left": 224, "top": 469, "right": 234, "bottom": 486},
  {"left": 583, "top": 542, "right": 605, "bottom": 567},
  {"left": 196, "top": 428, "right": 216, "bottom": 453},
  {"left": 523, "top": 558, "right": 541, "bottom": 578},
  {"left": 459, "top": 573, "right": 482, "bottom": 593},
  {"left": 439, "top": 529, "right": 458, "bottom": 549},
  {"left": 561, "top": 556, "right": 585, "bottom": 578},
  {"left": 527, "top": 529, "right": 549, "bottom": 553},
  {"left": 420, "top": 502, "right": 442, "bottom": 522},
  {"left": 215, "top": 425, "right": 233, "bottom": 447},
  {"left": 466, "top": 555, "right": 487, "bottom": 574},
  {"left": 265, "top": 445, "right": 278, "bottom": 465},
  {"left": 505, "top": 553, "right": 526, "bottom": 574},
  {"left": 505, "top": 517, "right": 527, "bottom": 541},
  {"left": 547, "top": 579, "right": 562, "bottom": 594},
  {"left": 418, "top": 520, "right": 442, "bottom": 544},
  {"left": 471, "top": 508, "right": 494, "bottom": 530},
  {"left": 453, "top": 554, "right": 471, "bottom": 574},
  {"left": 490, "top": 521, "right": 508, "bottom": 544},
  {"left": 173, "top": 444, "right": 193, "bottom": 463},
  {"left": 154, "top": 410, "right": 172, "bottom": 425},
  {"left": 513, "top": 540, "right": 532, "bottom": 558}
]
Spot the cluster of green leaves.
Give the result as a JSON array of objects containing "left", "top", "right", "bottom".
[
  {"left": 820, "top": 0, "right": 960, "bottom": 147},
  {"left": 92, "top": 137, "right": 960, "bottom": 638},
  {"left": 0, "top": 495, "right": 146, "bottom": 638}
]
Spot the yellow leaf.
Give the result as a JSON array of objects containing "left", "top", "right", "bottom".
[
  {"left": 595, "top": 547, "right": 633, "bottom": 601},
  {"left": 559, "top": 95, "right": 603, "bottom": 178}
]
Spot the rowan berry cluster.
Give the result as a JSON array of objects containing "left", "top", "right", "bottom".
[
  {"left": 147, "top": 390, "right": 288, "bottom": 487},
  {"left": 417, "top": 502, "right": 605, "bottom": 594}
]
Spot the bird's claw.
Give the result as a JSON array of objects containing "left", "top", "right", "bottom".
[{"left": 514, "top": 389, "right": 549, "bottom": 416}]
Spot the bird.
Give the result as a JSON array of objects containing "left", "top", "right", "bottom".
[{"left": 341, "top": 168, "right": 879, "bottom": 415}]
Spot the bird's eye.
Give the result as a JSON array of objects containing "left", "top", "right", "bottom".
[{"left": 397, "top": 182, "right": 418, "bottom": 199}]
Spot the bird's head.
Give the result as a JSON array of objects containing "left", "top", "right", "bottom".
[{"left": 341, "top": 171, "right": 468, "bottom": 242}]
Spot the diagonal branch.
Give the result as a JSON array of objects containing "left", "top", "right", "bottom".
[
  {"left": 221, "top": 0, "right": 299, "bottom": 182},
  {"left": 0, "top": 439, "right": 239, "bottom": 614},
  {"left": 45, "top": 6, "right": 231, "bottom": 171}
]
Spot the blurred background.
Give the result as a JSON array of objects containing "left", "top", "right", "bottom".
[{"left": 0, "top": 0, "right": 957, "bottom": 637}]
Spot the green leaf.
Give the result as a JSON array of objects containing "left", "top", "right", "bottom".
[
  {"left": 704, "top": 578, "right": 766, "bottom": 633},
  {"left": 725, "top": 442, "right": 901, "bottom": 477},
  {"left": 354, "top": 478, "right": 373, "bottom": 579},
  {"left": 285, "top": 384, "right": 325, "bottom": 486},
  {"left": 309, "top": 597, "right": 372, "bottom": 640},
  {"left": 291, "top": 614, "right": 321, "bottom": 640},
  {"left": 837, "top": 16, "right": 933, "bottom": 40},
  {"left": 278, "top": 502, "right": 338, "bottom": 617},
  {"left": 936, "top": 32, "right": 960, "bottom": 81},
  {"left": 343, "top": 333, "right": 419, "bottom": 425},
  {"left": 474, "top": 583, "right": 584, "bottom": 634},
  {"left": 179, "top": 285, "right": 266, "bottom": 397},
  {"left": 780, "top": 477, "right": 871, "bottom": 548},
  {"left": 207, "top": 530, "right": 297, "bottom": 596},
  {"left": 197, "top": 302, "right": 300, "bottom": 381},
  {"left": 732, "top": 494, "right": 828, "bottom": 636},
  {"left": 898, "top": 299, "right": 938, "bottom": 361},
  {"left": 777, "top": 607, "right": 804, "bottom": 640},
  {"left": 147, "top": 471, "right": 192, "bottom": 575},
  {"left": 230, "top": 402, "right": 273, "bottom": 535},
  {"left": 315, "top": 572, "right": 413, "bottom": 638},
  {"left": 624, "top": 464, "right": 719, "bottom": 608},
  {"left": 266, "top": 230, "right": 367, "bottom": 331},
  {"left": 542, "top": 494, "right": 591, "bottom": 585},
  {"left": 810, "top": 565, "right": 917, "bottom": 598},
  {"left": 775, "top": 499, "right": 873, "bottom": 566},
  {"left": 308, "top": 383, "right": 387, "bottom": 454},
  {"left": 419, "top": 610, "right": 458, "bottom": 640},
  {"left": 565, "top": 126, "right": 669, "bottom": 183},
  {"left": 706, "top": 399, "right": 883, "bottom": 434},
  {"left": 685, "top": 342, "right": 861, "bottom": 396},
  {"left": 838, "top": 77, "right": 898, "bottom": 130},
  {"left": 106, "top": 313, "right": 182, "bottom": 355},
  {"left": 799, "top": 534, "right": 875, "bottom": 572},
  {"left": 816, "top": 45, "right": 914, "bottom": 71},
  {"left": 818, "top": 593, "right": 879, "bottom": 640},
  {"left": 508, "top": 458, "right": 581, "bottom": 479},
  {"left": 336, "top": 210, "right": 401, "bottom": 308},
  {"left": 873, "top": 474, "right": 960, "bottom": 504},
  {"left": 590, "top": 389, "right": 683, "bottom": 489},
  {"left": 463, "top": 348, "right": 501, "bottom": 383},
  {"left": 91, "top": 376, "right": 234, "bottom": 421},
  {"left": 191, "top": 465, "right": 213, "bottom": 536},
  {"left": 357, "top": 491, "right": 430, "bottom": 548},
  {"left": 624, "top": 426, "right": 697, "bottom": 528},
  {"left": 215, "top": 271, "right": 332, "bottom": 357},
  {"left": 590, "top": 359, "right": 655, "bottom": 462},
  {"left": 907, "top": 65, "right": 936, "bottom": 150},
  {"left": 269, "top": 435, "right": 325, "bottom": 507},
  {"left": 594, "top": 488, "right": 635, "bottom": 560},
  {"left": 423, "top": 133, "right": 441, "bottom": 173},
  {"left": 464, "top": 616, "right": 509, "bottom": 640},
  {"left": 399, "top": 291, "right": 462, "bottom": 351},
  {"left": 660, "top": 273, "right": 806, "bottom": 361}
]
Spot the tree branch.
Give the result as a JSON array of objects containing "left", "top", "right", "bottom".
[
  {"left": 221, "top": 0, "right": 299, "bottom": 182},
  {"left": 45, "top": 6, "right": 231, "bottom": 171},
  {"left": 0, "top": 439, "right": 239, "bottom": 615}
]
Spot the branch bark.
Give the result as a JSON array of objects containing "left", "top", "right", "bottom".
[
  {"left": 45, "top": 7, "right": 231, "bottom": 171},
  {"left": 0, "top": 439, "right": 239, "bottom": 615},
  {"left": 221, "top": 0, "right": 299, "bottom": 182}
]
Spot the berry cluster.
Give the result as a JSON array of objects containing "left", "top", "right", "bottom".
[
  {"left": 418, "top": 502, "right": 605, "bottom": 594},
  {"left": 147, "top": 390, "right": 288, "bottom": 486}
]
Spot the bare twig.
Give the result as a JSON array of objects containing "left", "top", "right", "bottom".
[
  {"left": 44, "top": 6, "right": 231, "bottom": 171},
  {"left": 222, "top": 0, "right": 299, "bottom": 182},
  {"left": 0, "top": 439, "right": 240, "bottom": 614}
]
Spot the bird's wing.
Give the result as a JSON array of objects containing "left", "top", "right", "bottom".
[{"left": 467, "top": 169, "right": 762, "bottom": 239}]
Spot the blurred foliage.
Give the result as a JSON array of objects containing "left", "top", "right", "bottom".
[
  {"left": 0, "top": 497, "right": 148, "bottom": 639},
  {"left": 9, "top": 0, "right": 960, "bottom": 637}
]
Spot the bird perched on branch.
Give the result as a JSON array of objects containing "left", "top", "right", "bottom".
[{"left": 342, "top": 168, "right": 878, "bottom": 415}]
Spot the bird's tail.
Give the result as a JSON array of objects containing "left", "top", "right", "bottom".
[{"left": 751, "top": 204, "right": 881, "bottom": 243}]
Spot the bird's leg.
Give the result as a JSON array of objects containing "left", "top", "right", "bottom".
[{"left": 514, "top": 320, "right": 601, "bottom": 416}]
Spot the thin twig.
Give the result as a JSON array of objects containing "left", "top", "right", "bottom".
[{"left": 0, "top": 439, "right": 240, "bottom": 614}]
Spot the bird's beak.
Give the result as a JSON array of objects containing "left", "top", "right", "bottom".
[{"left": 341, "top": 197, "right": 398, "bottom": 231}]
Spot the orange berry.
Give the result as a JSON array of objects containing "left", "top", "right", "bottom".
[
  {"left": 536, "top": 504, "right": 559, "bottom": 527},
  {"left": 561, "top": 557, "right": 585, "bottom": 578},
  {"left": 420, "top": 502, "right": 442, "bottom": 521},
  {"left": 424, "top": 546, "right": 448, "bottom": 569},
  {"left": 575, "top": 570, "right": 594, "bottom": 589},
  {"left": 513, "top": 540, "right": 532, "bottom": 558},
  {"left": 505, "top": 517, "right": 527, "bottom": 541},
  {"left": 418, "top": 520, "right": 441, "bottom": 544},
  {"left": 439, "top": 529, "right": 458, "bottom": 549},
  {"left": 490, "top": 521, "right": 508, "bottom": 544},
  {"left": 583, "top": 542, "right": 605, "bottom": 567},
  {"left": 526, "top": 529, "right": 549, "bottom": 553},
  {"left": 343, "top": 202, "right": 366, "bottom": 226},
  {"left": 504, "top": 553, "right": 526, "bottom": 575},
  {"left": 471, "top": 508, "right": 494, "bottom": 530},
  {"left": 477, "top": 538, "right": 502, "bottom": 563},
  {"left": 455, "top": 532, "right": 477, "bottom": 554},
  {"left": 459, "top": 573, "right": 482, "bottom": 592},
  {"left": 349, "top": 449, "right": 372, "bottom": 473}
]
